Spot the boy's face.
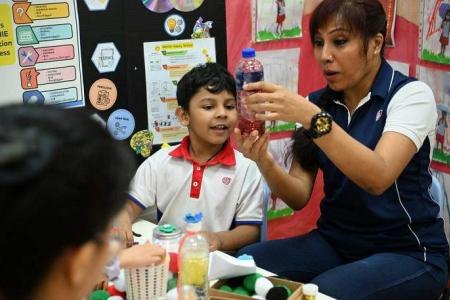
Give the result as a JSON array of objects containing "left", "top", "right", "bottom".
[{"left": 178, "top": 87, "right": 237, "bottom": 148}]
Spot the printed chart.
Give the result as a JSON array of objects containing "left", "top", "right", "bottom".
[{"left": 0, "top": 0, "right": 84, "bottom": 107}]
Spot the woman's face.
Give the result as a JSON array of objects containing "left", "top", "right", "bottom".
[{"left": 313, "top": 18, "right": 381, "bottom": 95}]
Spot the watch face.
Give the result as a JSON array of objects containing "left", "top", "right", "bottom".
[{"left": 316, "top": 116, "right": 332, "bottom": 134}]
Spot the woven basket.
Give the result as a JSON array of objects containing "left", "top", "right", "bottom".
[{"left": 125, "top": 255, "right": 169, "bottom": 300}]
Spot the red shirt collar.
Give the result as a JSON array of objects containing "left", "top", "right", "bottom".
[{"left": 169, "top": 136, "right": 236, "bottom": 166}]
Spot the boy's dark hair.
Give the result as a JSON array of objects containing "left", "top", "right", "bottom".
[
  {"left": 0, "top": 104, "right": 134, "bottom": 300},
  {"left": 176, "top": 62, "right": 236, "bottom": 110},
  {"left": 289, "top": 0, "right": 387, "bottom": 171},
  {"left": 310, "top": 0, "right": 387, "bottom": 57}
]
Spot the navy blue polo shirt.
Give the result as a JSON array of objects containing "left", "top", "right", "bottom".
[{"left": 309, "top": 60, "right": 448, "bottom": 269}]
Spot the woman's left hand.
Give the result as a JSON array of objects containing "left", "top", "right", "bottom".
[{"left": 243, "top": 81, "right": 320, "bottom": 127}]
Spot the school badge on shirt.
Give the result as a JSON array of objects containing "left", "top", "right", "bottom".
[
  {"left": 375, "top": 109, "right": 383, "bottom": 122},
  {"left": 222, "top": 177, "right": 231, "bottom": 185}
]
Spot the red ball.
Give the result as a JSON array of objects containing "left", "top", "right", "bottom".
[{"left": 107, "top": 284, "right": 126, "bottom": 298}]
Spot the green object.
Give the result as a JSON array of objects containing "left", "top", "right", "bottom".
[
  {"left": 278, "top": 285, "right": 292, "bottom": 297},
  {"left": 167, "top": 277, "right": 178, "bottom": 291},
  {"left": 219, "top": 285, "right": 233, "bottom": 292},
  {"left": 233, "top": 286, "right": 250, "bottom": 296},
  {"left": 159, "top": 224, "right": 176, "bottom": 233},
  {"left": 88, "top": 290, "right": 110, "bottom": 300},
  {"left": 243, "top": 273, "right": 262, "bottom": 293}
]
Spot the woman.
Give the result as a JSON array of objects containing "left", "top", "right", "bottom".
[
  {"left": 235, "top": 1, "right": 449, "bottom": 299},
  {"left": 0, "top": 104, "right": 164, "bottom": 300}
]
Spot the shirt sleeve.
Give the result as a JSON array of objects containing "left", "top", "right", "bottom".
[
  {"left": 234, "top": 161, "right": 264, "bottom": 225},
  {"left": 128, "top": 154, "right": 159, "bottom": 209},
  {"left": 384, "top": 81, "right": 438, "bottom": 151}
]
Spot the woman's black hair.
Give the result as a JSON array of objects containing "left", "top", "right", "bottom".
[
  {"left": 0, "top": 104, "right": 135, "bottom": 300},
  {"left": 289, "top": 0, "right": 387, "bottom": 171}
]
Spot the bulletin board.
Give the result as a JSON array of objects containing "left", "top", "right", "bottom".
[
  {"left": 0, "top": 0, "right": 227, "bottom": 163},
  {"left": 78, "top": 0, "right": 227, "bottom": 161}
]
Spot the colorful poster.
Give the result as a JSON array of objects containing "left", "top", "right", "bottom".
[
  {"left": 379, "top": 0, "right": 397, "bottom": 47},
  {"left": 420, "top": 0, "right": 450, "bottom": 65},
  {"left": 257, "top": 48, "right": 300, "bottom": 132},
  {"left": 253, "top": 0, "right": 304, "bottom": 42},
  {"left": 0, "top": 0, "right": 84, "bottom": 107},
  {"left": 143, "top": 38, "right": 216, "bottom": 145},
  {"left": 417, "top": 65, "right": 450, "bottom": 173}
]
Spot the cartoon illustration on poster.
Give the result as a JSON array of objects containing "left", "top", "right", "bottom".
[
  {"left": 0, "top": 0, "right": 84, "bottom": 107},
  {"left": 417, "top": 65, "right": 450, "bottom": 172},
  {"left": 143, "top": 38, "right": 216, "bottom": 145},
  {"left": 253, "top": 0, "right": 304, "bottom": 42},
  {"left": 420, "top": 0, "right": 450, "bottom": 65}
]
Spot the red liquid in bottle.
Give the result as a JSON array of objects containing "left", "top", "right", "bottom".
[{"left": 235, "top": 48, "right": 265, "bottom": 136}]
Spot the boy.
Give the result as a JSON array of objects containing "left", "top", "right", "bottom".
[{"left": 118, "top": 63, "right": 263, "bottom": 252}]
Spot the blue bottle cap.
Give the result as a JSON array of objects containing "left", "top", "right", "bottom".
[
  {"left": 242, "top": 48, "right": 256, "bottom": 58},
  {"left": 184, "top": 212, "right": 203, "bottom": 224}
]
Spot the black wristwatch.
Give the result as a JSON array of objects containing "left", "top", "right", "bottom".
[{"left": 304, "top": 111, "right": 333, "bottom": 139}]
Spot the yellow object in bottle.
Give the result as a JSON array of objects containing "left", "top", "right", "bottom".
[{"left": 180, "top": 255, "right": 208, "bottom": 286}]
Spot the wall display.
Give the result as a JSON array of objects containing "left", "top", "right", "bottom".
[
  {"left": 141, "top": 0, "right": 173, "bottom": 13},
  {"left": 143, "top": 37, "right": 216, "bottom": 144},
  {"left": 130, "top": 129, "right": 154, "bottom": 158},
  {"left": 88, "top": 78, "right": 117, "bottom": 110},
  {"left": 107, "top": 108, "right": 136, "bottom": 140},
  {"left": 420, "top": 0, "right": 450, "bottom": 65},
  {"left": 379, "top": 0, "right": 397, "bottom": 47},
  {"left": 417, "top": 65, "right": 450, "bottom": 173},
  {"left": 0, "top": 0, "right": 84, "bottom": 107},
  {"left": 253, "top": 0, "right": 304, "bottom": 42},
  {"left": 91, "top": 42, "right": 121, "bottom": 73},
  {"left": 83, "top": 0, "right": 110, "bottom": 11},
  {"left": 169, "top": 0, "right": 204, "bottom": 12},
  {"left": 164, "top": 14, "right": 185, "bottom": 37},
  {"left": 257, "top": 48, "right": 299, "bottom": 132}
]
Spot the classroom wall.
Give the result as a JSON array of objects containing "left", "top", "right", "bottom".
[{"left": 225, "top": 0, "right": 450, "bottom": 239}]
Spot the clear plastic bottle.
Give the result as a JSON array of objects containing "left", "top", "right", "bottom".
[
  {"left": 178, "top": 213, "right": 209, "bottom": 300},
  {"left": 235, "top": 47, "right": 265, "bottom": 136}
]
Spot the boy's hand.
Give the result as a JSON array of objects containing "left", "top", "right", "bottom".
[
  {"left": 201, "top": 231, "right": 224, "bottom": 251},
  {"left": 114, "top": 209, "right": 134, "bottom": 248},
  {"left": 118, "top": 243, "right": 166, "bottom": 268}
]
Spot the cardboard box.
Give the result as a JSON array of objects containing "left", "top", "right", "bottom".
[{"left": 209, "top": 276, "right": 303, "bottom": 300}]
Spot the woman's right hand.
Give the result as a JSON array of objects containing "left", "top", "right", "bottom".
[{"left": 234, "top": 128, "right": 273, "bottom": 167}]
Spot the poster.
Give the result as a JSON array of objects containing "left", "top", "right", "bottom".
[
  {"left": 420, "top": 0, "right": 450, "bottom": 65},
  {"left": 143, "top": 38, "right": 216, "bottom": 145},
  {"left": 253, "top": 0, "right": 304, "bottom": 42},
  {"left": 257, "top": 48, "right": 300, "bottom": 132},
  {"left": 417, "top": 65, "right": 450, "bottom": 172},
  {"left": 0, "top": 0, "right": 84, "bottom": 107},
  {"left": 379, "top": 0, "right": 397, "bottom": 47}
]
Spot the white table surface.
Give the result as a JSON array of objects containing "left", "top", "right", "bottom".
[{"left": 132, "top": 219, "right": 336, "bottom": 300}]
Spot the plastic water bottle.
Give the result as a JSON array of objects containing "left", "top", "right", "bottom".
[
  {"left": 235, "top": 48, "right": 265, "bottom": 136},
  {"left": 178, "top": 213, "right": 209, "bottom": 300}
]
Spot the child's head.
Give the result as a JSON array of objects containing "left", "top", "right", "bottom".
[
  {"left": 0, "top": 104, "right": 134, "bottom": 300},
  {"left": 176, "top": 62, "right": 236, "bottom": 110},
  {"left": 176, "top": 63, "right": 237, "bottom": 147}
]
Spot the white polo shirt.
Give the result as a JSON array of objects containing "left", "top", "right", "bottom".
[{"left": 128, "top": 136, "right": 263, "bottom": 232}]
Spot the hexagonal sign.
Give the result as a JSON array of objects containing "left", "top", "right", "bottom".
[
  {"left": 84, "top": 0, "right": 110, "bottom": 11},
  {"left": 91, "top": 42, "right": 121, "bottom": 73}
]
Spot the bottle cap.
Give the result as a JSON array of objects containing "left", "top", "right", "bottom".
[
  {"left": 184, "top": 212, "right": 203, "bottom": 232},
  {"left": 302, "top": 283, "right": 318, "bottom": 296},
  {"left": 153, "top": 224, "right": 182, "bottom": 240},
  {"left": 242, "top": 48, "right": 256, "bottom": 58}
]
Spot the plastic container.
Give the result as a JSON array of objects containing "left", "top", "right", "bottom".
[
  {"left": 235, "top": 47, "right": 265, "bottom": 136},
  {"left": 178, "top": 213, "right": 209, "bottom": 300},
  {"left": 302, "top": 283, "right": 318, "bottom": 300},
  {"left": 125, "top": 254, "right": 170, "bottom": 300},
  {"left": 152, "top": 224, "right": 182, "bottom": 253}
]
